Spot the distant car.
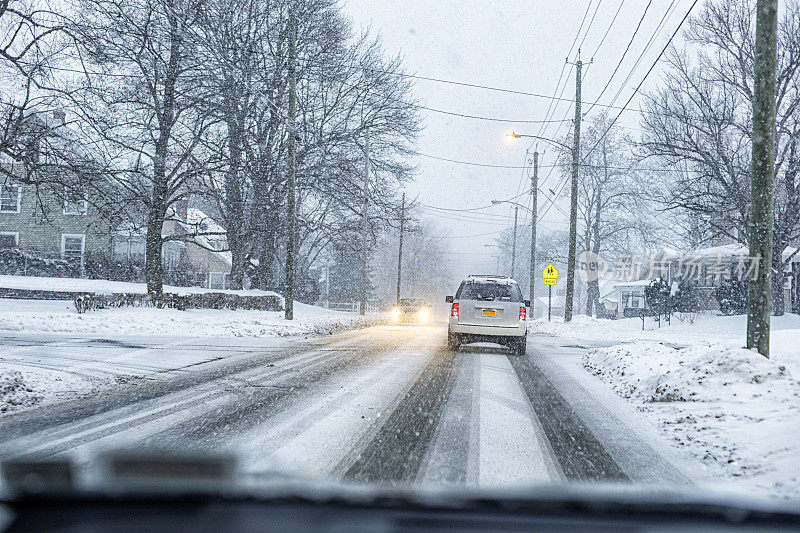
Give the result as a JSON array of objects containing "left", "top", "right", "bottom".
[
  {"left": 446, "top": 275, "right": 529, "bottom": 355},
  {"left": 390, "top": 298, "right": 432, "bottom": 325}
]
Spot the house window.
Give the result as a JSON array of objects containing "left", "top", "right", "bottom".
[
  {"left": 0, "top": 185, "right": 21, "bottom": 213},
  {"left": 208, "top": 272, "right": 230, "bottom": 290},
  {"left": 63, "top": 186, "right": 88, "bottom": 215},
  {"left": 0, "top": 232, "right": 18, "bottom": 248},
  {"left": 61, "top": 234, "right": 85, "bottom": 261},
  {"left": 165, "top": 247, "right": 180, "bottom": 270},
  {"left": 621, "top": 291, "right": 631, "bottom": 306}
]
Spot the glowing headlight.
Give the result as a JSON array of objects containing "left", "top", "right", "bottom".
[
  {"left": 390, "top": 307, "right": 402, "bottom": 322},
  {"left": 417, "top": 308, "right": 430, "bottom": 323}
]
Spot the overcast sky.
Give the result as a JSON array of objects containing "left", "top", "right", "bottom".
[{"left": 340, "top": 0, "right": 697, "bottom": 281}]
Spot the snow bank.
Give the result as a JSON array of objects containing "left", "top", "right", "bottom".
[
  {"left": 584, "top": 340, "right": 800, "bottom": 497},
  {"left": 584, "top": 342, "right": 795, "bottom": 403},
  {"left": 0, "top": 370, "right": 41, "bottom": 413},
  {"left": 535, "top": 313, "right": 800, "bottom": 378}
]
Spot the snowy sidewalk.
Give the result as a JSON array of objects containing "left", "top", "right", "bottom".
[{"left": 535, "top": 314, "right": 800, "bottom": 498}]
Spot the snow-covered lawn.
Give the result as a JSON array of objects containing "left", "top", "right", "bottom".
[
  {"left": 537, "top": 314, "right": 800, "bottom": 497},
  {"left": 0, "top": 274, "right": 280, "bottom": 297},
  {"left": 0, "top": 298, "right": 375, "bottom": 338}
]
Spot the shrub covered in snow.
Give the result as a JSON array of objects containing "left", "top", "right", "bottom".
[
  {"left": 715, "top": 279, "right": 748, "bottom": 315},
  {"left": 74, "top": 291, "right": 283, "bottom": 313}
]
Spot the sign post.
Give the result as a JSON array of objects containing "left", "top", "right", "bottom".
[{"left": 542, "top": 263, "right": 559, "bottom": 322}]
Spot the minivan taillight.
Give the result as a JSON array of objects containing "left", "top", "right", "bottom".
[
  {"left": 519, "top": 306, "right": 526, "bottom": 321},
  {"left": 451, "top": 302, "right": 459, "bottom": 318}
]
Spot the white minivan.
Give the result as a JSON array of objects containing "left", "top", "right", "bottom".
[{"left": 445, "top": 275, "right": 529, "bottom": 355}]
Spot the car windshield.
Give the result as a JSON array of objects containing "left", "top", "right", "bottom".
[{"left": 1, "top": 0, "right": 799, "bottom": 521}]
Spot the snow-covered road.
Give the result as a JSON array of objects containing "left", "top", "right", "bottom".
[{"left": 0, "top": 324, "right": 700, "bottom": 488}]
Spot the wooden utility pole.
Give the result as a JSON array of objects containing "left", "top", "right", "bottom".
[
  {"left": 511, "top": 206, "right": 518, "bottom": 279},
  {"left": 284, "top": 7, "right": 296, "bottom": 320},
  {"left": 564, "top": 57, "right": 582, "bottom": 322},
  {"left": 747, "top": 0, "right": 778, "bottom": 357},
  {"left": 360, "top": 128, "right": 369, "bottom": 315},
  {"left": 529, "top": 151, "right": 538, "bottom": 307},
  {"left": 396, "top": 192, "right": 405, "bottom": 304}
]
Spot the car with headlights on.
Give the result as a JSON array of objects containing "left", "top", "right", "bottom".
[
  {"left": 446, "top": 275, "right": 529, "bottom": 355},
  {"left": 390, "top": 298, "right": 433, "bottom": 325}
]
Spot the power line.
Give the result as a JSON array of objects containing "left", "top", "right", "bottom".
[
  {"left": 523, "top": 2, "right": 613, "bottom": 206},
  {"left": 418, "top": 205, "right": 510, "bottom": 221},
  {"left": 414, "top": 149, "right": 702, "bottom": 173},
  {"left": 25, "top": 59, "right": 652, "bottom": 115},
  {"left": 536, "top": 0, "right": 688, "bottom": 224},
  {"left": 578, "top": 0, "right": 605, "bottom": 52},
  {"left": 512, "top": 0, "right": 603, "bottom": 212},
  {"left": 588, "top": 0, "right": 626, "bottom": 61},
  {"left": 584, "top": 0, "right": 653, "bottom": 115},
  {"left": 417, "top": 210, "right": 516, "bottom": 227},
  {"left": 538, "top": 0, "right": 700, "bottom": 224},
  {"left": 437, "top": 230, "right": 507, "bottom": 239},
  {"left": 509, "top": 0, "right": 597, "bottom": 211},
  {"left": 535, "top": 0, "right": 596, "bottom": 136},
  {"left": 590, "top": 0, "right": 697, "bottom": 157},
  {"left": 605, "top": 0, "right": 679, "bottom": 109},
  {"left": 419, "top": 202, "right": 499, "bottom": 213},
  {"left": 411, "top": 104, "right": 572, "bottom": 124},
  {"left": 413, "top": 152, "right": 529, "bottom": 169}
]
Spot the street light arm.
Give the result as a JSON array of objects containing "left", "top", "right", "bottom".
[
  {"left": 491, "top": 199, "right": 534, "bottom": 214},
  {"left": 508, "top": 132, "right": 572, "bottom": 152}
]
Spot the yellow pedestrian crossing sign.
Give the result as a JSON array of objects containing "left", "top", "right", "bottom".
[{"left": 542, "top": 263, "right": 558, "bottom": 285}]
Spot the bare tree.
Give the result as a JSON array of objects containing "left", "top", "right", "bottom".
[
  {"left": 0, "top": 0, "right": 66, "bottom": 180},
  {"left": 555, "top": 113, "right": 653, "bottom": 315},
  {"left": 68, "top": 0, "right": 215, "bottom": 293},
  {"left": 194, "top": 0, "right": 419, "bottom": 293},
  {"left": 641, "top": 0, "right": 800, "bottom": 315}
]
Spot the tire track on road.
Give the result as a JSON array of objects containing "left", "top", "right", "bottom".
[
  {"left": 508, "top": 353, "right": 629, "bottom": 482},
  {"left": 138, "top": 330, "right": 419, "bottom": 449},
  {"left": 0, "top": 328, "right": 387, "bottom": 446},
  {"left": 341, "top": 344, "right": 457, "bottom": 484}
]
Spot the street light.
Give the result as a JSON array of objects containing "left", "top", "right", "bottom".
[
  {"left": 506, "top": 132, "right": 572, "bottom": 152},
  {"left": 505, "top": 130, "right": 577, "bottom": 322},
  {"left": 484, "top": 243, "right": 502, "bottom": 275},
  {"left": 493, "top": 198, "right": 532, "bottom": 303},
  {"left": 489, "top": 203, "right": 519, "bottom": 279},
  {"left": 492, "top": 199, "right": 532, "bottom": 213}
]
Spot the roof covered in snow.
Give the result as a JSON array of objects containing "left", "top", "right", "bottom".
[{"left": 183, "top": 208, "right": 231, "bottom": 267}]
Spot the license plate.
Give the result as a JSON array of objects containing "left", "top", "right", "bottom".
[{"left": 482, "top": 309, "right": 496, "bottom": 317}]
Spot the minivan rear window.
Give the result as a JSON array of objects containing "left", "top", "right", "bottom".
[{"left": 458, "top": 281, "right": 522, "bottom": 302}]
